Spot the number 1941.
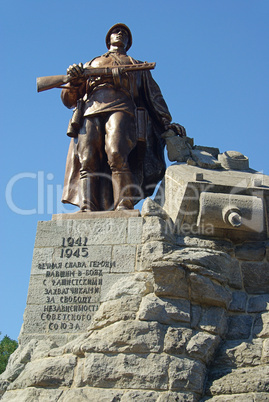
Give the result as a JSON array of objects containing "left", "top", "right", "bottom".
[{"left": 60, "top": 237, "right": 88, "bottom": 258}]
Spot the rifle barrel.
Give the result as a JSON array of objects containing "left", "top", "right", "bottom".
[{"left": 37, "top": 62, "right": 156, "bottom": 92}]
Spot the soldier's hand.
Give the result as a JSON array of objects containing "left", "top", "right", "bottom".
[
  {"left": 162, "top": 118, "right": 171, "bottom": 132},
  {"left": 168, "top": 123, "right": 186, "bottom": 137},
  {"left": 67, "top": 63, "right": 84, "bottom": 77}
]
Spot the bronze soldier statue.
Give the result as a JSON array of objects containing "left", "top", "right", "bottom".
[{"left": 59, "top": 23, "right": 186, "bottom": 212}]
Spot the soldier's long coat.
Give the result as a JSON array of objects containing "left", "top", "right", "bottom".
[{"left": 61, "top": 56, "right": 172, "bottom": 210}]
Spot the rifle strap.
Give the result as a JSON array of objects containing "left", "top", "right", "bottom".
[
  {"left": 107, "top": 52, "right": 124, "bottom": 89},
  {"left": 112, "top": 67, "right": 122, "bottom": 89}
]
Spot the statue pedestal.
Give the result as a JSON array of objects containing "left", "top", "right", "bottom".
[{"left": 19, "top": 212, "right": 142, "bottom": 346}]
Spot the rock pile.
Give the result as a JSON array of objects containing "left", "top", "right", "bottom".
[
  {"left": 1, "top": 160, "right": 269, "bottom": 401},
  {"left": 1, "top": 196, "right": 268, "bottom": 401}
]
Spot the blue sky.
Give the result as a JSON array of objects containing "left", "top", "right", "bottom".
[{"left": 1, "top": 0, "right": 269, "bottom": 341}]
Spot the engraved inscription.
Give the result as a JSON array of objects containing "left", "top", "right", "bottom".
[
  {"left": 35, "top": 236, "right": 116, "bottom": 333},
  {"left": 60, "top": 237, "right": 89, "bottom": 258}
]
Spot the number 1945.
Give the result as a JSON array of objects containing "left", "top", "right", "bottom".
[{"left": 60, "top": 237, "right": 88, "bottom": 258}]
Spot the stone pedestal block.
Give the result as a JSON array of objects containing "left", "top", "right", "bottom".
[{"left": 19, "top": 215, "right": 143, "bottom": 346}]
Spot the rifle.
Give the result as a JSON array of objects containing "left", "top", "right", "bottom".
[{"left": 37, "top": 62, "right": 156, "bottom": 92}]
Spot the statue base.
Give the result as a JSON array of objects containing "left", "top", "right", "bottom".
[
  {"left": 52, "top": 209, "right": 140, "bottom": 220},
  {"left": 19, "top": 212, "right": 143, "bottom": 347}
]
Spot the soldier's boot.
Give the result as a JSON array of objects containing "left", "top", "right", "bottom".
[
  {"left": 79, "top": 173, "right": 99, "bottom": 212},
  {"left": 112, "top": 171, "right": 134, "bottom": 211}
]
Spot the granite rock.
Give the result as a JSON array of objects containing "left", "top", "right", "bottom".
[
  {"left": 138, "top": 293, "right": 190, "bottom": 325},
  {"left": 212, "top": 339, "right": 263, "bottom": 368},
  {"left": 89, "top": 295, "right": 142, "bottom": 330},
  {"left": 2, "top": 176, "right": 269, "bottom": 401},
  {"left": 79, "top": 320, "right": 166, "bottom": 354},
  {"left": 206, "top": 365, "right": 269, "bottom": 395},
  {"left": 163, "top": 328, "right": 193, "bottom": 357},
  {"left": 241, "top": 262, "right": 269, "bottom": 294},
  {"left": 1, "top": 388, "right": 64, "bottom": 402},
  {"left": 78, "top": 352, "right": 170, "bottom": 389},
  {"left": 8, "top": 355, "right": 77, "bottom": 390},
  {"left": 165, "top": 135, "right": 191, "bottom": 162},
  {"left": 191, "top": 149, "right": 221, "bottom": 169},
  {"left": 186, "top": 332, "right": 220, "bottom": 363},
  {"left": 152, "top": 262, "right": 188, "bottom": 298},
  {"left": 141, "top": 197, "right": 170, "bottom": 221},
  {"left": 189, "top": 272, "right": 232, "bottom": 308}
]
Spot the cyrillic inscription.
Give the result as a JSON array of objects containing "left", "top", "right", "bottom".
[{"left": 36, "top": 237, "right": 116, "bottom": 333}]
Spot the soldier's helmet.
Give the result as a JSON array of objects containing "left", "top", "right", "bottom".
[{"left": 106, "top": 23, "right": 132, "bottom": 51}]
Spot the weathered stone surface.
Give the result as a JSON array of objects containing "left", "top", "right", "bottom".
[
  {"left": 73, "top": 218, "right": 129, "bottom": 244},
  {"left": 80, "top": 320, "right": 165, "bottom": 354},
  {"left": 34, "top": 220, "right": 73, "bottom": 248},
  {"left": 111, "top": 244, "right": 136, "bottom": 273},
  {"left": 18, "top": 333, "right": 69, "bottom": 349},
  {"left": 89, "top": 295, "right": 141, "bottom": 330},
  {"left": 167, "top": 248, "right": 242, "bottom": 289},
  {"left": 78, "top": 353, "right": 170, "bottom": 389},
  {"left": 207, "top": 365, "right": 269, "bottom": 395},
  {"left": 59, "top": 389, "right": 199, "bottom": 402},
  {"left": 138, "top": 294, "right": 190, "bottom": 324},
  {"left": 218, "top": 150, "right": 249, "bottom": 170},
  {"left": 137, "top": 241, "right": 174, "bottom": 271},
  {"left": 53, "top": 210, "right": 140, "bottom": 221},
  {"left": 248, "top": 295, "right": 269, "bottom": 313},
  {"left": 156, "top": 163, "right": 269, "bottom": 220},
  {"left": 127, "top": 217, "right": 143, "bottom": 244},
  {"left": 59, "top": 388, "right": 124, "bottom": 401},
  {"left": 241, "top": 262, "right": 269, "bottom": 294},
  {"left": 203, "top": 393, "right": 269, "bottom": 401},
  {"left": 191, "top": 149, "right": 221, "bottom": 169},
  {"left": 102, "top": 272, "right": 153, "bottom": 302},
  {"left": 8, "top": 355, "right": 76, "bottom": 390},
  {"left": 21, "top": 215, "right": 148, "bottom": 346},
  {"left": 229, "top": 291, "right": 247, "bottom": 312},
  {"left": 100, "top": 273, "right": 127, "bottom": 301},
  {"left": 1, "top": 388, "right": 64, "bottom": 402},
  {"left": 186, "top": 332, "right": 220, "bottom": 363},
  {"left": 0, "top": 339, "right": 58, "bottom": 386},
  {"left": 235, "top": 242, "right": 266, "bottom": 261},
  {"left": 30, "top": 247, "right": 56, "bottom": 276},
  {"left": 169, "top": 357, "right": 206, "bottom": 393},
  {"left": 253, "top": 312, "right": 269, "bottom": 338},
  {"left": 21, "top": 304, "right": 47, "bottom": 335},
  {"left": 164, "top": 327, "right": 193, "bottom": 355},
  {"left": 3, "top": 170, "right": 269, "bottom": 401},
  {"left": 142, "top": 216, "right": 175, "bottom": 243},
  {"left": 157, "top": 391, "right": 198, "bottom": 402},
  {"left": 0, "top": 381, "right": 9, "bottom": 398},
  {"left": 213, "top": 339, "right": 263, "bottom": 368},
  {"left": 49, "top": 333, "right": 89, "bottom": 357},
  {"left": 190, "top": 305, "right": 202, "bottom": 329},
  {"left": 189, "top": 273, "right": 232, "bottom": 308},
  {"left": 121, "top": 390, "right": 160, "bottom": 401},
  {"left": 227, "top": 315, "right": 253, "bottom": 340},
  {"left": 192, "top": 145, "right": 220, "bottom": 158},
  {"left": 0, "top": 345, "right": 32, "bottom": 383},
  {"left": 34, "top": 218, "right": 131, "bottom": 247},
  {"left": 262, "top": 338, "right": 269, "bottom": 363},
  {"left": 165, "top": 135, "right": 191, "bottom": 162},
  {"left": 192, "top": 306, "right": 227, "bottom": 337},
  {"left": 152, "top": 262, "right": 188, "bottom": 298},
  {"left": 187, "top": 158, "right": 197, "bottom": 166},
  {"left": 176, "top": 236, "right": 233, "bottom": 254},
  {"left": 184, "top": 263, "right": 227, "bottom": 286},
  {"left": 201, "top": 189, "right": 262, "bottom": 236},
  {"left": 141, "top": 198, "right": 170, "bottom": 220}
]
